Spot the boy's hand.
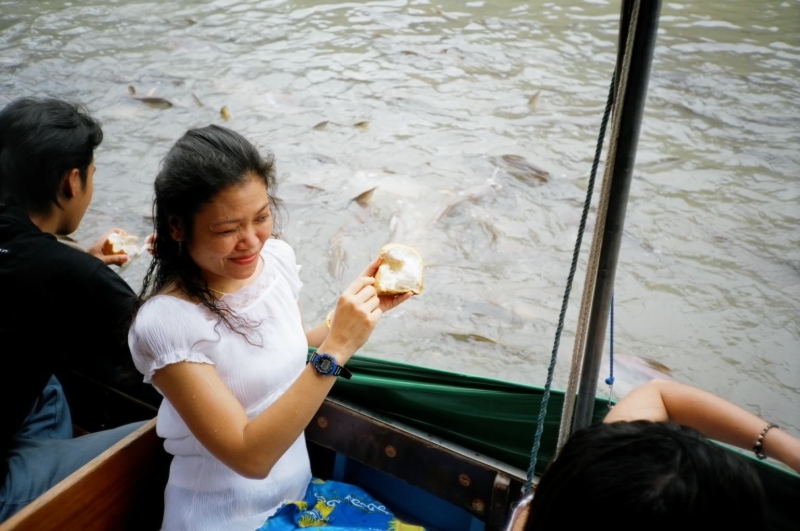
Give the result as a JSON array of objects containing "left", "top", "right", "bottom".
[{"left": 87, "top": 228, "right": 130, "bottom": 267}]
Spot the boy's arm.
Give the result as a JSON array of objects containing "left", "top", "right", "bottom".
[{"left": 605, "top": 380, "right": 799, "bottom": 473}]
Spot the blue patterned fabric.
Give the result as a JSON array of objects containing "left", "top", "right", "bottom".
[{"left": 257, "top": 479, "right": 425, "bottom": 530}]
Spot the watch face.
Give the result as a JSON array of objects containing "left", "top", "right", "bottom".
[{"left": 316, "top": 355, "right": 334, "bottom": 375}]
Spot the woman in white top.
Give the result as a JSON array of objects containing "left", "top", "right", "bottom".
[{"left": 129, "top": 125, "right": 412, "bottom": 531}]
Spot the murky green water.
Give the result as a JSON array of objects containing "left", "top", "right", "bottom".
[{"left": 2, "top": 0, "right": 798, "bottom": 437}]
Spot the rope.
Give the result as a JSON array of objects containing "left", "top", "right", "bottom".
[
  {"left": 606, "top": 292, "right": 615, "bottom": 387},
  {"left": 605, "top": 293, "right": 615, "bottom": 407},
  {"left": 555, "top": 0, "right": 641, "bottom": 452},
  {"left": 522, "top": 1, "right": 642, "bottom": 491}
]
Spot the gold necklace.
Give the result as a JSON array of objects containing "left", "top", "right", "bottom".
[
  {"left": 208, "top": 287, "right": 230, "bottom": 297},
  {"left": 207, "top": 257, "right": 263, "bottom": 298}
]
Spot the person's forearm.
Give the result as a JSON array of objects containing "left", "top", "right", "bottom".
[
  {"left": 240, "top": 363, "right": 337, "bottom": 477},
  {"left": 765, "top": 428, "right": 800, "bottom": 472},
  {"left": 606, "top": 380, "right": 800, "bottom": 473},
  {"left": 239, "top": 335, "right": 350, "bottom": 477}
]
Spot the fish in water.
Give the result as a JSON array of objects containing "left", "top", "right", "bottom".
[
  {"left": 328, "top": 230, "right": 348, "bottom": 282},
  {"left": 637, "top": 156, "right": 680, "bottom": 170},
  {"left": 347, "top": 186, "right": 378, "bottom": 222},
  {"left": 278, "top": 182, "right": 325, "bottom": 207},
  {"left": 388, "top": 210, "right": 408, "bottom": 243},
  {"left": 528, "top": 91, "right": 541, "bottom": 110},
  {"left": 127, "top": 85, "right": 173, "bottom": 109},
  {"left": 479, "top": 217, "right": 500, "bottom": 247},
  {"left": 354, "top": 121, "right": 369, "bottom": 131},
  {"left": 492, "top": 154, "right": 549, "bottom": 184},
  {"left": 350, "top": 186, "right": 377, "bottom": 208},
  {"left": 313, "top": 120, "right": 330, "bottom": 131},
  {"left": 220, "top": 106, "right": 231, "bottom": 121},
  {"left": 447, "top": 333, "right": 497, "bottom": 344},
  {"left": 434, "top": 178, "right": 501, "bottom": 223},
  {"left": 132, "top": 97, "right": 173, "bottom": 109},
  {"left": 387, "top": 204, "right": 426, "bottom": 245},
  {"left": 600, "top": 353, "right": 677, "bottom": 400}
]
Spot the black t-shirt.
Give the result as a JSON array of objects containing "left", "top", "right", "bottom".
[{"left": 0, "top": 207, "right": 147, "bottom": 477}]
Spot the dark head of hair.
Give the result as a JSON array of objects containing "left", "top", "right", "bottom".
[
  {"left": 526, "top": 421, "right": 766, "bottom": 531},
  {"left": 137, "top": 125, "right": 281, "bottom": 337},
  {"left": 0, "top": 97, "right": 102, "bottom": 214}
]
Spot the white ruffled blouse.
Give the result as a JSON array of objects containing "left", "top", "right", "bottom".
[{"left": 129, "top": 239, "right": 311, "bottom": 531}]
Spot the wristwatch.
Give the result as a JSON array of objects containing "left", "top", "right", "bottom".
[{"left": 308, "top": 352, "right": 352, "bottom": 380}]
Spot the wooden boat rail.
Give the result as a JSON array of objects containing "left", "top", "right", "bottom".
[{"left": 0, "top": 419, "right": 169, "bottom": 531}]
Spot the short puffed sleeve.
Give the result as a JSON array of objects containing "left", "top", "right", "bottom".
[
  {"left": 261, "top": 238, "right": 303, "bottom": 301},
  {"left": 128, "top": 296, "right": 218, "bottom": 384}
]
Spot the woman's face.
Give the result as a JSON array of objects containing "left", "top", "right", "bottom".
[{"left": 186, "top": 174, "right": 273, "bottom": 287}]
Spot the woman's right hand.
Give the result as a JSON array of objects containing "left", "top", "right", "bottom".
[{"left": 323, "top": 256, "right": 383, "bottom": 363}]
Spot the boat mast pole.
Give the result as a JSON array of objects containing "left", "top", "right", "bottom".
[{"left": 572, "top": 0, "right": 663, "bottom": 432}]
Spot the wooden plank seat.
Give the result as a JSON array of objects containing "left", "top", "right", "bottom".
[{"left": 0, "top": 419, "right": 171, "bottom": 531}]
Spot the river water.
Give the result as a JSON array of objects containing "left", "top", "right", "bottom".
[{"left": 2, "top": 0, "right": 798, "bottom": 438}]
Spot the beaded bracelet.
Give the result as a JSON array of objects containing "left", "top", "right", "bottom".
[{"left": 753, "top": 423, "right": 778, "bottom": 460}]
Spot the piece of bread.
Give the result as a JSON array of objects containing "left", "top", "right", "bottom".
[
  {"left": 101, "top": 232, "right": 141, "bottom": 257},
  {"left": 374, "top": 244, "right": 424, "bottom": 296}
]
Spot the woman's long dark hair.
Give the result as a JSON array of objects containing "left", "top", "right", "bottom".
[{"left": 136, "top": 125, "right": 282, "bottom": 337}]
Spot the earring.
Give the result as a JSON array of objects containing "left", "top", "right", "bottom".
[{"left": 177, "top": 241, "right": 183, "bottom": 256}]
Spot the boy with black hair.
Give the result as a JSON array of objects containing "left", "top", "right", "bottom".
[{"left": 0, "top": 97, "right": 156, "bottom": 522}]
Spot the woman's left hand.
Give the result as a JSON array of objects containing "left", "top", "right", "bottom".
[
  {"left": 378, "top": 292, "right": 413, "bottom": 313},
  {"left": 361, "top": 255, "right": 415, "bottom": 313}
]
